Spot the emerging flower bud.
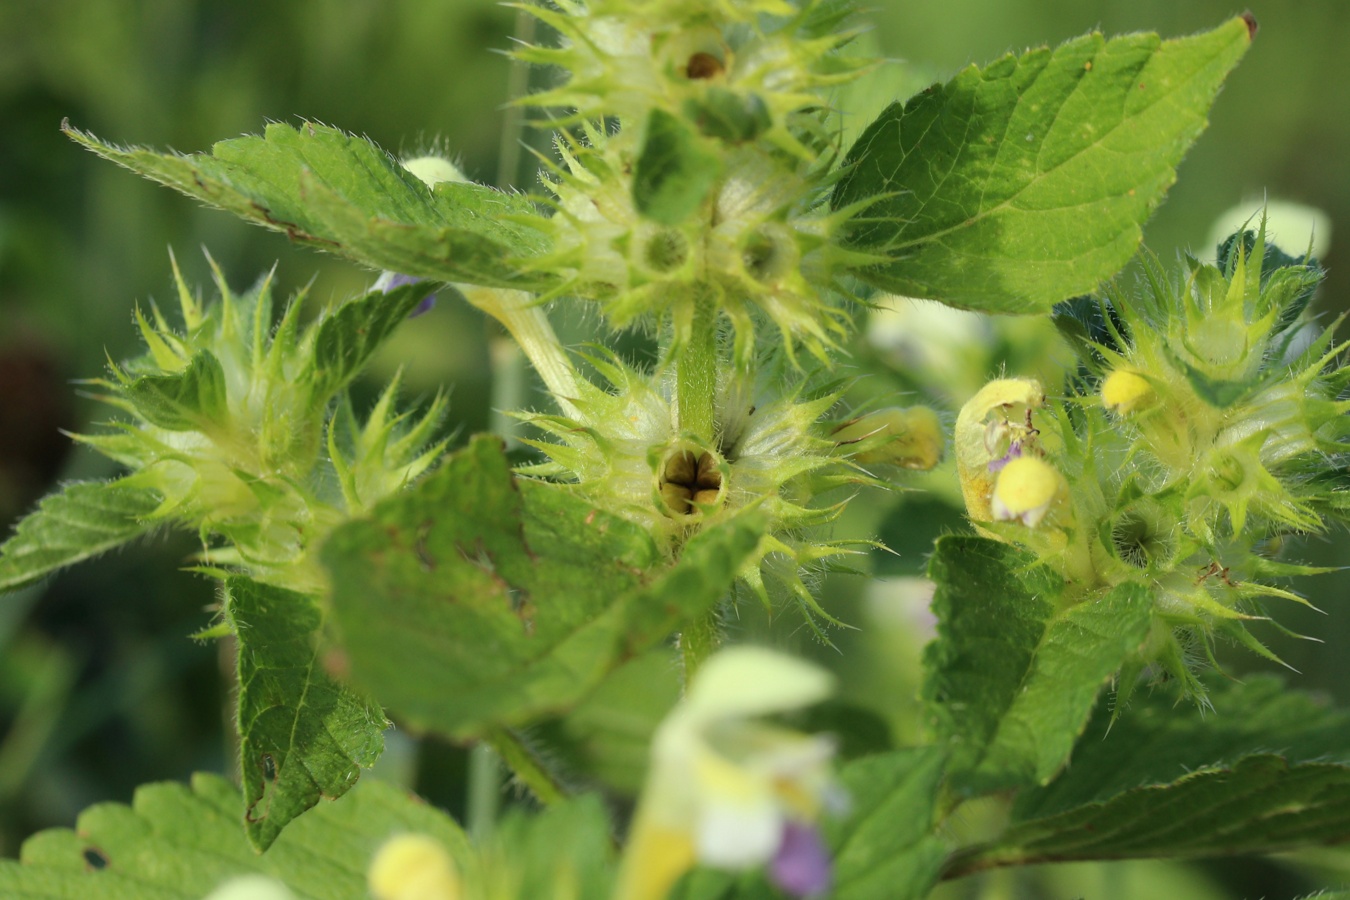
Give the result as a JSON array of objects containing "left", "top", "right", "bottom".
[
  {"left": 368, "top": 833, "right": 462, "bottom": 900},
  {"left": 203, "top": 875, "right": 297, "bottom": 900},
  {"left": 833, "top": 406, "right": 943, "bottom": 470},
  {"left": 991, "top": 456, "right": 1066, "bottom": 528},
  {"left": 1101, "top": 369, "right": 1156, "bottom": 415}
]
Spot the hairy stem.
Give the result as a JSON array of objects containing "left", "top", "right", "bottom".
[
  {"left": 486, "top": 727, "right": 569, "bottom": 807},
  {"left": 461, "top": 286, "right": 581, "bottom": 418},
  {"left": 680, "top": 607, "right": 721, "bottom": 684},
  {"left": 677, "top": 292, "right": 719, "bottom": 442}
]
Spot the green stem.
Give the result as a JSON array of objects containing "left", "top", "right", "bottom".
[
  {"left": 680, "top": 607, "right": 721, "bottom": 685},
  {"left": 677, "top": 292, "right": 719, "bottom": 442},
  {"left": 486, "top": 727, "right": 568, "bottom": 807},
  {"left": 466, "top": 742, "right": 502, "bottom": 840},
  {"left": 462, "top": 286, "right": 581, "bottom": 419}
]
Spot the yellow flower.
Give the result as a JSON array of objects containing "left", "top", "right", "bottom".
[
  {"left": 1101, "top": 369, "right": 1156, "bottom": 415},
  {"left": 991, "top": 456, "right": 1067, "bottom": 528},
  {"left": 368, "top": 833, "right": 462, "bottom": 900},
  {"left": 615, "top": 647, "right": 839, "bottom": 900}
]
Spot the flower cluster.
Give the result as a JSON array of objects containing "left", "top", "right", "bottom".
[
  {"left": 956, "top": 227, "right": 1350, "bottom": 701},
  {"left": 513, "top": 0, "right": 873, "bottom": 362}
]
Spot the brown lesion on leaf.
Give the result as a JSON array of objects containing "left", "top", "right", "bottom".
[{"left": 81, "top": 846, "right": 110, "bottom": 871}]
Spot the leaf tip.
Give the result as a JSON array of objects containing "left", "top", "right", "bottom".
[{"left": 1241, "top": 11, "right": 1258, "bottom": 40}]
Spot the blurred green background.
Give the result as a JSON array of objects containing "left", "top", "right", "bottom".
[{"left": 1, "top": 1, "right": 1348, "bottom": 897}]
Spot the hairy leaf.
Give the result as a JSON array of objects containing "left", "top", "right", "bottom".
[
  {"left": 943, "top": 678, "right": 1350, "bottom": 876},
  {"left": 308, "top": 281, "right": 429, "bottom": 402},
  {"left": 923, "top": 537, "right": 1151, "bottom": 795},
  {"left": 0, "top": 480, "right": 162, "bottom": 592},
  {"left": 833, "top": 17, "right": 1254, "bottom": 313},
  {"left": 948, "top": 755, "right": 1350, "bottom": 877},
  {"left": 825, "top": 748, "right": 949, "bottom": 900},
  {"left": 65, "top": 121, "right": 555, "bottom": 291},
  {"left": 1015, "top": 675, "right": 1350, "bottom": 821},
  {"left": 124, "top": 350, "right": 229, "bottom": 431},
  {"left": 0, "top": 772, "right": 467, "bottom": 898},
  {"left": 322, "top": 435, "right": 762, "bottom": 739},
  {"left": 224, "top": 577, "right": 387, "bottom": 851}
]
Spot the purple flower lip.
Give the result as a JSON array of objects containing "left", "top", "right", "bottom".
[
  {"left": 770, "top": 821, "right": 832, "bottom": 897},
  {"left": 987, "top": 439, "right": 1023, "bottom": 473},
  {"left": 383, "top": 272, "right": 437, "bottom": 317}
]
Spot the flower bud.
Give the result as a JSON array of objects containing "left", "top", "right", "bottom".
[
  {"left": 401, "top": 155, "right": 466, "bottom": 188},
  {"left": 990, "top": 456, "right": 1066, "bottom": 528},
  {"left": 1101, "top": 369, "right": 1156, "bottom": 415},
  {"left": 833, "top": 406, "right": 943, "bottom": 470},
  {"left": 368, "top": 834, "right": 462, "bottom": 900}
]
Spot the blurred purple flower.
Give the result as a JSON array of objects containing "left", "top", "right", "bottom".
[
  {"left": 380, "top": 272, "right": 437, "bottom": 317},
  {"left": 770, "top": 821, "right": 832, "bottom": 897}
]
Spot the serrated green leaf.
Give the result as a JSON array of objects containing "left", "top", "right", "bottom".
[
  {"left": 633, "top": 109, "right": 724, "bottom": 226},
  {"left": 224, "top": 576, "right": 387, "bottom": 852},
  {"left": 322, "top": 435, "right": 762, "bottom": 739},
  {"left": 0, "top": 772, "right": 468, "bottom": 899},
  {"left": 1014, "top": 675, "right": 1350, "bottom": 821},
  {"left": 833, "top": 17, "right": 1253, "bottom": 313},
  {"left": 923, "top": 537, "right": 1152, "bottom": 795},
  {"left": 948, "top": 755, "right": 1350, "bottom": 877},
  {"left": 968, "top": 581, "right": 1152, "bottom": 793},
  {"left": 64, "top": 121, "right": 555, "bottom": 291},
  {"left": 308, "top": 281, "right": 428, "bottom": 402},
  {"left": 943, "top": 678, "right": 1350, "bottom": 876},
  {"left": 825, "top": 748, "right": 949, "bottom": 900},
  {"left": 0, "top": 480, "right": 163, "bottom": 593},
  {"left": 124, "top": 349, "right": 229, "bottom": 431}
]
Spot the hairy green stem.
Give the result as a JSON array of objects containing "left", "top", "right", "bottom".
[
  {"left": 677, "top": 293, "right": 719, "bottom": 442},
  {"left": 496, "top": 4, "right": 536, "bottom": 189},
  {"left": 462, "top": 286, "right": 581, "bottom": 418},
  {"left": 486, "top": 727, "right": 568, "bottom": 807},
  {"left": 680, "top": 607, "right": 721, "bottom": 685}
]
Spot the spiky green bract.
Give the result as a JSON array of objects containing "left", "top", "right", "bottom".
[
  {"left": 957, "top": 228, "right": 1348, "bottom": 704},
  {"left": 517, "top": 348, "right": 922, "bottom": 632},
  {"left": 76, "top": 256, "right": 446, "bottom": 593},
  {"left": 519, "top": 1, "right": 873, "bottom": 365}
]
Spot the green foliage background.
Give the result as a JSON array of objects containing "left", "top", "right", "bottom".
[{"left": 1, "top": 1, "right": 1348, "bottom": 897}]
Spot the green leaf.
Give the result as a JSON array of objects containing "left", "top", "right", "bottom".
[
  {"left": 0, "top": 480, "right": 163, "bottom": 593},
  {"left": 64, "top": 120, "right": 555, "bottom": 291},
  {"left": 1014, "top": 675, "right": 1350, "bottom": 821},
  {"left": 308, "top": 281, "right": 429, "bottom": 402},
  {"left": 833, "top": 17, "right": 1254, "bottom": 313},
  {"left": 633, "top": 109, "right": 724, "bottom": 226},
  {"left": 948, "top": 755, "right": 1350, "bottom": 877},
  {"left": 224, "top": 577, "right": 388, "bottom": 852},
  {"left": 0, "top": 772, "right": 468, "bottom": 899},
  {"left": 493, "top": 795, "right": 617, "bottom": 900},
  {"left": 825, "top": 748, "right": 949, "bottom": 900},
  {"left": 942, "top": 677, "right": 1350, "bottom": 876},
  {"left": 922, "top": 537, "right": 1152, "bottom": 795},
  {"left": 322, "top": 435, "right": 762, "bottom": 739},
  {"left": 124, "top": 350, "right": 229, "bottom": 431}
]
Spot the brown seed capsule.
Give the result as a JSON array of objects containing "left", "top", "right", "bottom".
[{"left": 686, "top": 51, "right": 725, "bottom": 80}]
